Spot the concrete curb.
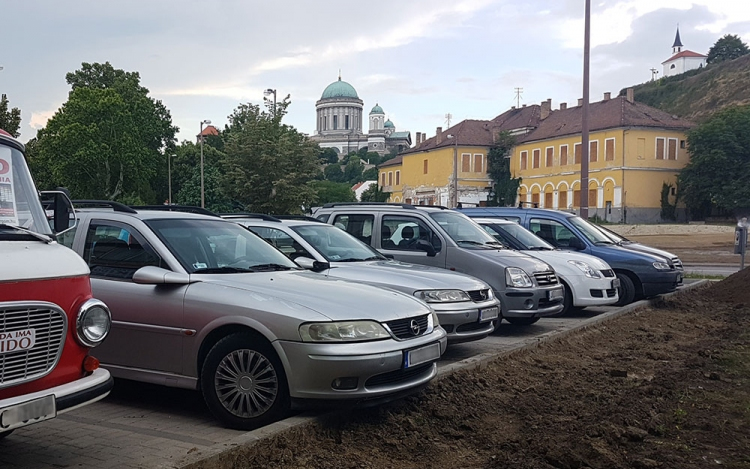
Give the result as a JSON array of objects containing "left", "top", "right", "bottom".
[{"left": 174, "top": 280, "right": 710, "bottom": 469}]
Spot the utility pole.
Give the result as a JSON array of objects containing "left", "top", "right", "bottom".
[
  {"left": 650, "top": 68, "right": 659, "bottom": 81},
  {"left": 580, "top": 0, "right": 591, "bottom": 219},
  {"left": 514, "top": 87, "right": 523, "bottom": 107}
]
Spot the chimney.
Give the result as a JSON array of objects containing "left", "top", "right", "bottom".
[
  {"left": 436, "top": 127, "right": 443, "bottom": 145},
  {"left": 415, "top": 132, "right": 421, "bottom": 145},
  {"left": 560, "top": 102, "right": 567, "bottom": 110},
  {"left": 540, "top": 99, "right": 552, "bottom": 120},
  {"left": 511, "top": 106, "right": 516, "bottom": 110},
  {"left": 603, "top": 92, "right": 611, "bottom": 101},
  {"left": 577, "top": 98, "right": 584, "bottom": 107},
  {"left": 522, "top": 104, "right": 527, "bottom": 108},
  {"left": 626, "top": 88, "right": 634, "bottom": 104}
]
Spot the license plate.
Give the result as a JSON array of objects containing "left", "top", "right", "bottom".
[
  {"left": 677, "top": 273, "right": 683, "bottom": 283},
  {"left": 611, "top": 278, "right": 621, "bottom": 289},
  {"left": 404, "top": 342, "right": 441, "bottom": 368},
  {"left": 0, "top": 328, "right": 36, "bottom": 355},
  {"left": 547, "top": 288, "right": 564, "bottom": 301},
  {"left": 479, "top": 307, "right": 499, "bottom": 321},
  {"left": 0, "top": 395, "right": 56, "bottom": 431}
]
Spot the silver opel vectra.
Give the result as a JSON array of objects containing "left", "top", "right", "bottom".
[
  {"left": 226, "top": 214, "right": 500, "bottom": 343},
  {"left": 59, "top": 203, "right": 448, "bottom": 430}
]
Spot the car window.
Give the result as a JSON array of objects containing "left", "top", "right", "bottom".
[
  {"left": 83, "top": 221, "right": 164, "bottom": 280},
  {"left": 245, "top": 226, "right": 311, "bottom": 260},
  {"left": 429, "top": 211, "right": 497, "bottom": 248},
  {"left": 55, "top": 219, "right": 77, "bottom": 249},
  {"left": 381, "top": 215, "right": 442, "bottom": 253},
  {"left": 293, "top": 224, "right": 384, "bottom": 262},
  {"left": 529, "top": 218, "right": 579, "bottom": 249},
  {"left": 332, "top": 214, "right": 374, "bottom": 245}
]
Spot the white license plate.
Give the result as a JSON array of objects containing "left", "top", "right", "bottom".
[
  {"left": 547, "top": 288, "right": 564, "bottom": 301},
  {"left": 611, "top": 278, "right": 621, "bottom": 289},
  {"left": 0, "top": 328, "right": 36, "bottom": 355},
  {"left": 479, "top": 307, "right": 499, "bottom": 321},
  {"left": 0, "top": 395, "right": 56, "bottom": 431},
  {"left": 404, "top": 342, "right": 441, "bottom": 368}
]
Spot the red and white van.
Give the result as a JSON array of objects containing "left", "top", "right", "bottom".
[{"left": 0, "top": 129, "right": 112, "bottom": 438}]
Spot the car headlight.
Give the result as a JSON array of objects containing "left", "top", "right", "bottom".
[
  {"left": 76, "top": 299, "right": 111, "bottom": 348},
  {"left": 299, "top": 321, "right": 391, "bottom": 342},
  {"left": 652, "top": 261, "right": 671, "bottom": 270},
  {"left": 414, "top": 290, "right": 471, "bottom": 303},
  {"left": 567, "top": 260, "right": 601, "bottom": 278},
  {"left": 505, "top": 267, "right": 533, "bottom": 288}
]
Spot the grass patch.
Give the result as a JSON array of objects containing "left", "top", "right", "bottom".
[{"left": 683, "top": 273, "right": 727, "bottom": 280}]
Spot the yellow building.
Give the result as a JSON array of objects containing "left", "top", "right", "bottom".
[{"left": 512, "top": 90, "right": 694, "bottom": 223}]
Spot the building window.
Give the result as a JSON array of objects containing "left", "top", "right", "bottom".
[
  {"left": 333, "top": 115, "right": 338, "bottom": 130},
  {"left": 559, "top": 190, "right": 568, "bottom": 209},
  {"left": 423, "top": 159, "right": 428, "bottom": 174},
  {"left": 322, "top": 116, "right": 327, "bottom": 131},
  {"left": 520, "top": 151, "right": 528, "bottom": 170},
  {"left": 605, "top": 138, "right": 615, "bottom": 161},
  {"left": 461, "top": 153, "right": 471, "bottom": 172},
  {"left": 545, "top": 147, "right": 554, "bottom": 167},
  {"left": 574, "top": 143, "right": 582, "bottom": 164},
  {"left": 395, "top": 171, "right": 400, "bottom": 185},
  {"left": 474, "top": 154, "right": 483, "bottom": 173},
  {"left": 560, "top": 145, "right": 569, "bottom": 165},
  {"left": 380, "top": 173, "right": 386, "bottom": 187},
  {"left": 668, "top": 138, "right": 678, "bottom": 160},
  {"left": 388, "top": 172, "right": 393, "bottom": 186},
  {"left": 532, "top": 149, "right": 540, "bottom": 169},
  {"left": 589, "top": 189, "right": 598, "bottom": 208},
  {"left": 680, "top": 140, "right": 686, "bottom": 149},
  {"left": 590, "top": 140, "right": 598, "bottom": 163},
  {"left": 345, "top": 115, "right": 350, "bottom": 130},
  {"left": 656, "top": 137, "right": 666, "bottom": 159},
  {"left": 531, "top": 192, "right": 540, "bottom": 206}
]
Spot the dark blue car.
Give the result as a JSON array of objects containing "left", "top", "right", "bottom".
[{"left": 457, "top": 207, "right": 682, "bottom": 306}]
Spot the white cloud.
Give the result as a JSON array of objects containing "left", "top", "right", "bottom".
[{"left": 29, "top": 109, "right": 56, "bottom": 130}]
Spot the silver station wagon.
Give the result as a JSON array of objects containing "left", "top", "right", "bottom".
[
  {"left": 225, "top": 215, "right": 501, "bottom": 343},
  {"left": 59, "top": 203, "right": 448, "bottom": 430}
]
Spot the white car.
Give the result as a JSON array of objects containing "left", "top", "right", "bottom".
[{"left": 474, "top": 218, "right": 619, "bottom": 314}]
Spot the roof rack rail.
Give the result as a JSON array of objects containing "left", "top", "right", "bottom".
[
  {"left": 219, "top": 213, "right": 282, "bottom": 222},
  {"left": 71, "top": 200, "right": 138, "bottom": 214},
  {"left": 517, "top": 201, "right": 540, "bottom": 208},
  {"left": 321, "top": 202, "right": 417, "bottom": 209},
  {"left": 131, "top": 205, "right": 219, "bottom": 217}
]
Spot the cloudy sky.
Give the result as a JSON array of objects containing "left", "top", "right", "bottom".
[{"left": 2, "top": 0, "right": 749, "bottom": 144}]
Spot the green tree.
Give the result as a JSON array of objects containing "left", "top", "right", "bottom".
[
  {"left": 28, "top": 62, "right": 177, "bottom": 202},
  {"left": 343, "top": 156, "right": 364, "bottom": 184},
  {"left": 707, "top": 34, "right": 750, "bottom": 64},
  {"left": 362, "top": 167, "right": 379, "bottom": 180},
  {"left": 318, "top": 147, "right": 339, "bottom": 164},
  {"left": 486, "top": 132, "right": 520, "bottom": 206},
  {"left": 323, "top": 164, "right": 346, "bottom": 182},
  {"left": 310, "top": 180, "right": 357, "bottom": 205},
  {"left": 0, "top": 94, "right": 22, "bottom": 137},
  {"left": 169, "top": 140, "right": 232, "bottom": 211},
  {"left": 222, "top": 98, "right": 319, "bottom": 214},
  {"left": 360, "top": 183, "right": 390, "bottom": 202},
  {"left": 678, "top": 105, "right": 750, "bottom": 218}
]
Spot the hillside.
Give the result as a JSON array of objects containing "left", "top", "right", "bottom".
[{"left": 620, "top": 54, "right": 750, "bottom": 123}]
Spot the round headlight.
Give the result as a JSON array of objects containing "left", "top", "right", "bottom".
[{"left": 76, "top": 299, "right": 112, "bottom": 347}]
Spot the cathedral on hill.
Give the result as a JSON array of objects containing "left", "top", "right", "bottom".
[{"left": 309, "top": 75, "right": 412, "bottom": 157}]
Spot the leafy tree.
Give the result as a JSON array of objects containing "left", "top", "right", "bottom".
[
  {"left": 0, "top": 94, "right": 21, "bottom": 137},
  {"left": 168, "top": 140, "right": 231, "bottom": 211},
  {"left": 360, "top": 183, "right": 390, "bottom": 202},
  {"left": 678, "top": 105, "right": 750, "bottom": 218},
  {"left": 343, "top": 156, "right": 364, "bottom": 184},
  {"left": 310, "top": 180, "right": 356, "bottom": 204},
  {"left": 707, "top": 34, "right": 750, "bottom": 64},
  {"left": 362, "top": 167, "right": 379, "bottom": 181},
  {"left": 318, "top": 147, "right": 339, "bottom": 164},
  {"left": 28, "top": 62, "right": 177, "bottom": 202},
  {"left": 660, "top": 182, "right": 677, "bottom": 221},
  {"left": 486, "top": 132, "right": 520, "bottom": 206},
  {"left": 323, "top": 164, "right": 346, "bottom": 182},
  {"left": 222, "top": 98, "right": 319, "bottom": 214}
]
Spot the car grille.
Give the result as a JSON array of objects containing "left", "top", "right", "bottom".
[
  {"left": 671, "top": 258, "right": 683, "bottom": 270},
  {"left": 533, "top": 271, "right": 558, "bottom": 286},
  {"left": 365, "top": 363, "right": 433, "bottom": 388},
  {"left": 384, "top": 314, "right": 430, "bottom": 340},
  {"left": 0, "top": 303, "right": 66, "bottom": 390},
  {"left": 600, "top": 269, "right": 615, "bottom": 278},
  {"left": 467, "top": 289, "right": 491, "bottom": 302}
]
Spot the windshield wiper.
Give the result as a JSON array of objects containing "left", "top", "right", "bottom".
[
  {"left": 527, "top": 246, "right": 553, "bottom": 251},
  {"left": 337, "top": 256, "right": 383, "bottom": 262},
  {"left": 249, "top": 263, "right": 295, "bottom": 271},
  {"left": 594, "top": 240, "right": 615, "bottom": 245},
  {"left": 456, "top": 240, "right": 485, "bottom": 246},
  {"left": 0, "top": 224, "right": 53, "bottom": 243},
  {"left": 193, "top": 266, "right": 256, "bottom": 274}
]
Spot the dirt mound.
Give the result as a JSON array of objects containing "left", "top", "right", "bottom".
[{"left": 704, "top": 267, "right": 750, "bottom": 304}]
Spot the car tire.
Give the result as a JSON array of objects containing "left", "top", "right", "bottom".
[
  {"left": 200, "top": 332, "right": 289, "bottom": 430},
  {"left": 556, "top": 282, "right": 574, "bottom": 316},
  {"left": 504, "top": 317, "right": 540, "bottom": 326},
  {"left": 0, "top": 430, "right": 13, "bottom": 440},
  {"left": 614, "top": 273, "right": 636, "bottom": 306}
]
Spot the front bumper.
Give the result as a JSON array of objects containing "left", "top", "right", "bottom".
[
  {"left": 566, "top": 275, "right": 620, "bottom": 307},
  {"left": 640, "top": 270, "right": 681, "bottom": 297},
  {"left": 500, "top": 284, "right": 564, "bottom": 318},
  {"left": 277, "top": 329, "right": 447, "bottom": 401},
  {"left": 432, "top": 300, "right": 499, "bottom": 343},
  {"left": 0, "top": 368, "right": 113, "bottom": 432}
]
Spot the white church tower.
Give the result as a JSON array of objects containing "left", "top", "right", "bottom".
[{"left": 662, "top": 27, "right": 707, "bottom": 77}]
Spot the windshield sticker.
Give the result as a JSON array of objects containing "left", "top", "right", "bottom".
[
  {"left": 193, "top": 262, "right": 208, "bottom": 270},
  {"left": 0, "top": 148, "right": 18, "bottom": 226}
]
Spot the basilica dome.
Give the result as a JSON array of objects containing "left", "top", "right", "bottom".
[{"left": 321, "top": 78, "right": 359, "bottom": 100}]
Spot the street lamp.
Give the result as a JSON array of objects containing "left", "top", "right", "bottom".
[
  {"left": 168, "top": 153, "right": 174, "bottom": 205},
  {"left": 447, "top": 133, "right": 459, "bottom": 208},
  {"left": 264, "top": 88, "right": 277, "bottom": 117},
  {"left": 199, "top": 119, "right": 211, "bottom": 208}
]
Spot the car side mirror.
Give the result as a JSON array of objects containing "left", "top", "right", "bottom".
[
  {"left": 40, "top": 190, "right": 76, "bottom": 235},
  {"left": 415, "top": 239, "right": 437, "bottom": 257},
  {"left": 295, "top": 257, "right": 330, "bottom": 272},
  {"left": 132, "top": 266, "right": 193, "bottom": 285},
  {"left": 568, "top": 237, "right": 586, "bottom": 250}
]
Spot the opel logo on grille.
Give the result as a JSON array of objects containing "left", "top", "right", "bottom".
[
  {"left": 547, "top": 274, "right": 553, "bottom": 282},
  {"left": 410, "top": 319, "right": 421, "bottom": 336}
]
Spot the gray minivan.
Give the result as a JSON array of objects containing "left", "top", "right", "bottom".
[{"left": 314, "top": 203, "right": 564, "bottom": 325}]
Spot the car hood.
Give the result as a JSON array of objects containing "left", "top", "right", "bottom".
[
  {"left": 616, "top": 242, "right": 676, "bottom": 262},
  {"left": 521, "top": 250, "right": 612, "bottom": 271},
  {"left": 465, "top": 248, "right": 553, "bottom": 273},
  {"left": 326, "top": 260, "right": 488, "bottom": 292},
  {"left": 0, "top": 241, "right": 89, "bottom": 282},
  {"left": 193, "top": 270, "right": 430, "bottom": 322}
]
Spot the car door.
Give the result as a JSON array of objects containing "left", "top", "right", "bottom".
[
  {"left": 81, "top": 218, "right": 187, "bottom": 375},
  {"left": 377, "top": 214, "right": 446, "bottom": 269}
]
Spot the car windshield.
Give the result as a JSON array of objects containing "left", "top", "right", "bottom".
[
  {"left": 593, "top": 223, "right": 629, "bottom": 243},
  {"left": 429, "top": 211, "right": 501, "bottom": 248},
  {"left": 293, "top": 224, "right": 385, "bottom": 262},
  {"left": 0, "top": 143, "right": 52, "bottom": 236},
  {"left": 147, "top": 218, "right": 299, "bottom": 274},
  {"left": 484, "top": 222, "right": 553, "bottom": 250},
  {"left": 568, "top": 216, "right": 615, "bottom": 244}
]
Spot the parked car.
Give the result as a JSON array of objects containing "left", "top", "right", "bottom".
[
  {"left": 225, "top": 214, "right": 500, "bottom": 343},
  {"left": 313, "top": 203, "right": 564, "bottom": 325},
  {"left": 457, "top": 207, "right": 682, "bottom": 306},
  {"left": 59, "top": 203, "right": 448, "bottom": 430},
  {"left": 473, "top": 218, "right": 619, "bottom": 314}
]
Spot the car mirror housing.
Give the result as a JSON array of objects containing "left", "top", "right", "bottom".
[
  {"left": 415, "top": 239, "right": 437, "bottom": 257},
  {"left": 295, "top": 257, "right": 330, "bottom": 272},
  {"left": 569, "top": 237, "right": 586, "bottom": 250},
  {"left": 132, "top": 266, "right": 193, "bottom": 285}
]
